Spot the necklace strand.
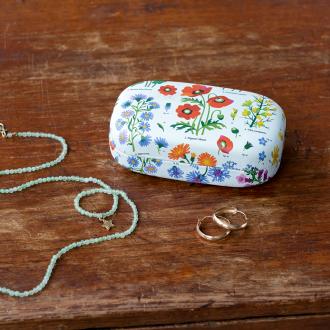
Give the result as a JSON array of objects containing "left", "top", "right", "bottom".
[{"left": 0, "top": 125, "right": 138, "bottom": 297}]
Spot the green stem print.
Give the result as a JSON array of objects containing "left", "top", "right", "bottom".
[
  {"left": 201, "top": 104, "right": 211, "bottom": 135},
  {"left": 195, "top": 94, "right": 207, "bottom": 135},
  {"left": 116, "top": 94, "right": 160, "bottom": 152},
  {"left": 127, "top": 101, "right": 146, "bottom": 152},
  {"left": 202, "top": 166, "right": 209, "bottom": 176},
  {"left": 241, "top": 96, "right": 277, "bottom": 129},
  {"left": 127, "top": 156, "right": 162, "bottom": 175},
  {"left": 230, "top": 108, "right": 238, "bottom": 120},
  {"left": 170, "top": 86, "right": 232, "bottom": 136},
  {"left": 238, "top": 165, "right": 269, "bottom": 185},
  {"left": 181, "top": 153, "right": 196, "bottom": 165},
  {"left": 136, "top": 156, "right": 148, "bottom": 173},
  {"left": 144, "top": 80, "right": 165, "bottom": 88}
]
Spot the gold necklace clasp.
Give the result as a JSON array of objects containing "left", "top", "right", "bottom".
[{"left": 0, "top": 123, "right": 8, "bottom": 138}]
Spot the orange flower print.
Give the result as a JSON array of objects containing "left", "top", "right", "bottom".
[
  {"left": 217, "top": 135, "right": 233, "bottom": 154},
  {"left": 159, "top": 85, "right": 177, "bottom": 96},
  {"left": 208, "top": 96, "right": 233, "bottom": 108},
  {"left": 197, "top": 152, "right": 217, "bottom": 167},
  {"left": 176, "top": 104, "right": 201, "bottom": 120},
  {"left": 168, "top": 143, "right": 190, "bottom": 160},
  {"left": 181, "top": 84, "right": 212, "bottom": 97}
]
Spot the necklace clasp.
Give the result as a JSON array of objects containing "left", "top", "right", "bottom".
[{"left": 0, "top": 123, "right": 7, "bottom": 138}]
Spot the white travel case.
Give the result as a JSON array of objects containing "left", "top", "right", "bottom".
[{"left": 109, "top": 81, "right": 286, "bottom": 187}]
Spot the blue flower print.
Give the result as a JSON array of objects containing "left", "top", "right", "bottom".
[
  {"left": 154, "top": 137, "right": 169, "bottom": 150},
  {"left": 222, "top": 161, "right": 238, "bottom": 170},
  {"left": 191, "top": 164, "right": 199, "bottom": 170},
  {"left": 186, "top": 171, "right": 208, "bottom": 184},
  {"left": 131, "top": 94, "right": 147, "bottom": 102},
  {"left": 139, "top": 135, "right": 152, "bottom": 147},
  {"left": 148, "top": 101, "right": 160, "bottom": 110},
  {"left": 138, "top": 121, "right": 151, "bottom": 132},
  {"left": 119, "top": 130, "right": 128, "bottom": 144},
  {"left": 121, "top": 109, "right": 134, "bottom": 119},
  {"left": 259, "top": 151, "right": 266, "bottom": 161},
  {"left": 259, "top": 137, "right": 267, "bottom": 146},
  {"left": 144, "top": 164, "right": 157, "bottom": 174},
  {"left": 168, "top": 166, "right": 184, "bottom": 179},
  {"left": 208, "top": 167, "right": 230, "bottom": 182},
  {"left": 127, "top": 156, "right": 140, "bottom": 168},
  {"left": 141, "top": 112, "right": 154, "bottom": 121},
  {"left": 121, "top": 100, "right": 132, "bottom": 108},
  {"left": 119, "top": 94, "right": 161, "bottom": 152},
  {"left": 115, "top": 119, "right": 125, "bottom": 130},
  {"left": 152, "top": 159, "right": 163, "bottom": 167}
]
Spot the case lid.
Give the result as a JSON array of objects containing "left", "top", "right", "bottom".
[{"left": 109, "top": 81, "right": 286, "bottom": 183}]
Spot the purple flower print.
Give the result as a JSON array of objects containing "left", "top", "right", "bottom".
[{"left": 236, "top": 174, "right": 247, "bottom": 184}]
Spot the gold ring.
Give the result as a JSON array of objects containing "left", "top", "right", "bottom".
[
  {"left": 213, "top": 206, "right": 248, "bottom": 231},
  {"left": 196, "top": 216, "right": 231, "bottom": 241}
]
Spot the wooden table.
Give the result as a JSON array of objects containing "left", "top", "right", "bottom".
[{"left": 0, "top": 1, "right": 329, "bottom": 329}]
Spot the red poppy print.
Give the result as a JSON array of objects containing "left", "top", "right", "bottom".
[
  {"left": 181, "top": 84, "right": 212, "bottom": 97},
  {"left": 159, "top": 85, "right": 177, "bottom": 96},
  {"left": 208, "top": 96, "right": 233, "bottom": 108},
  {"left": 171, "top": 84, "right": 227, "bottom": 136},
  {"left": 176, "top": 104, "right": 201, "bottom": 120},
  {"left": 217, "top": 135, "right": 233, "bottom": 154}
]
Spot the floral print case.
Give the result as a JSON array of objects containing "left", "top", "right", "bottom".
[{"left": 109, "top": 81, "right": 286, "bottom": 187}]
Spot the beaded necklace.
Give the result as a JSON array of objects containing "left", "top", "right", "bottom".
[{"left": 0, "top": 123, "right": 138, "bottom": 297}]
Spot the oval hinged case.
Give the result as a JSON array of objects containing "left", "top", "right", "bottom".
[{"left": 109, "top": 81, "right": 286, "bottom": 187}]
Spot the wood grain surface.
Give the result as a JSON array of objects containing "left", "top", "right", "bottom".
[{"left": 0, "top": 0, "right": 329, "bottom": 329}]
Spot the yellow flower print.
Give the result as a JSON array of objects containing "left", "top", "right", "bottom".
[
  {"left": 241, "top": 96, "right": 277, "bottom": 128},
  {"left": 271, "top": 145, "right": 280, "bottom": 166},
  {"left": 230, "top": 108, "right": 238, "bottom": 120},
  {"left": 242, "top": 109, "right": 250, "bottom": 116},
  {"left": 278, "top": 131, "right": 284, "bottom": 141}
]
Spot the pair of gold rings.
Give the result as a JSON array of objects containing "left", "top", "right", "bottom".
[{"left": 196, "top": 206, "right": 248, "bottom": 241}]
